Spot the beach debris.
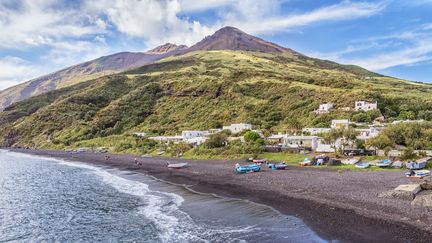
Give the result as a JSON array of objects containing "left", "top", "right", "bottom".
[
  {"left": 411, "top": 191, "right": 432, "bottom": 208},
  {"left": 167, "top": 162, "right": 188, "bottom": 169},
  {"left": 235, "top": 163, "right": 261, "bottom": 173},
  {"left": 379, "top": 184, "right": 421, "bottom": 201}
]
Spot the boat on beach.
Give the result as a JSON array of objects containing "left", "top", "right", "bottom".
[
  {"left": 341, "top": 157, "right": 360, "bottom": 165},
  {"left": 355, "top": 162, "right": 370, "bottom": 169},
  {"left": 253, "top": 159, "right": 268, "bottom": 164},
  {"left": 267, "top": 162, "right": 287, "bottom": 170},
  {"left": 235, "top": 163, "right": 261, "bottom": 173},
  {"left": 299, "top": 158, "right": 311, "bottom": 166},
  {"left": 405, "top": 170, "right": 431, "bottom": 178},
  {"left": 376, "top": 159, "right": 392, "bottom": 167},
  {"left": 167, "top": 162, "right": 189, "bottom": 169}
]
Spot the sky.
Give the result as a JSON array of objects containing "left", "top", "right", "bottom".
[{"left": 1, "top": 0, "right": 432, "bottom": 91}]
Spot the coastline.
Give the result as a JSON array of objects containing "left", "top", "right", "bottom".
[{"left": 8, "top": 148, "right": 432, "bottom": 242}]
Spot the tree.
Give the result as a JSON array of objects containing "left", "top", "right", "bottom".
[
  {"left": 322, "top": 129, "right": 344, "bottom": 154},
  {"left": 400, "top": 147, "right": 417, "bottom": 161},
  {"left": 205, "top": 133, "right": 228, "bottom": 148},
  {"left": 365, "top": 134, "right": 394, "bottom": 152},
  {"left": 243, "top": 131, "right": 261, "bottom": 143},
  {"left": 169, "top": 142, "right": 191, "bottom": 157}
]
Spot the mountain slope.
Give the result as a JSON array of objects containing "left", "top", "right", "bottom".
[
  {"left": 187, "top": 26, "right": 296, "bottom": 53},
  {"left": 0, "top": 44, "right": 187, "bottom": 111},
  {"left": 1, "top": 48, "right": 432, "bottom": 148}
]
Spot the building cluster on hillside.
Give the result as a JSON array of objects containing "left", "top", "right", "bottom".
[
  {"left": 314, "top": 100, "right": 378, "bottom": 114},
  {"left": 140, "top": 123, "right": 254, "bottom": 146},
  {"left": 133, "top": 99, "right": 427, "bottom": 154}
]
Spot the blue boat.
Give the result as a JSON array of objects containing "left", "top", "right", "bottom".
[
  {"left": 235, "top": 163, "right": 261, "bottom": 173},
  {"left": 406, "top": 161, "right": 427, "bottom": 170},
  {"left": 355, "top": 162, "right": 370, "bottom": 169},
  {"left": 376, "top": 159, "right": 392, "bottom": 167}
]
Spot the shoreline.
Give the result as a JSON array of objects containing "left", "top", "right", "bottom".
[{"left": 8, "top": 148, "right": 432, "bottom": 242}]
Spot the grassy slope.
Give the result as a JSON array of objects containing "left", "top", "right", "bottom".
[{"left": 1, "top": 50, "right": 432, "bottom": 149}]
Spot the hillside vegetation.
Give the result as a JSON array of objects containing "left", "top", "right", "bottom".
[{"left": 1, "top": 50, "right": 432, "bottom": 149}]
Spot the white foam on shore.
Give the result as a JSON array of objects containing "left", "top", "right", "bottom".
[
  {"left": 57, "top": 160, "right": 253, "bottom": 242},
  {"left": 2, "top": 151, "right": 254, "bottom": 242}
]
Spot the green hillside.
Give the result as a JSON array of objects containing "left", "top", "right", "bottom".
[{"left": 1, "top": 50, "right": 432, "bottom": 149}]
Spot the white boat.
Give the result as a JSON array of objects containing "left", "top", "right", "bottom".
[
  {"left": 167, "top": 162, "right": 189, "bottom": 169},
  {"left": 405, "top": 170, "right": 431, "bottom": 178},
  {"left": 141, "top": 154, "right": 153, "bottom": 158},
  {"left": 341, "top": 158, "right": 360, "bottom": 165},
  {"left": 355, "top": 162, "right": 370, "bottom": 169}
]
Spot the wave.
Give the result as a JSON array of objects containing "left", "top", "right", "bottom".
[{"left": 57, "top": 160, "right": 254, "bottom": 242}]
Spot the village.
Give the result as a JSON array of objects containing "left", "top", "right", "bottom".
[{"left": 135, "top": 100, "right": 430, "bottom": 159}]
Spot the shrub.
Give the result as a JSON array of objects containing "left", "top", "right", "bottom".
[
  {"left": 243, "top": 131, "right": 261, "bottom": 142},
  {"left": 205, "top": 133, "right": 228, "bottom": 148}
]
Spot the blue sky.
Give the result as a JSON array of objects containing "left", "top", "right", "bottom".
[{"left": 1, "top": 0, "right": 432, "bottom": 90}]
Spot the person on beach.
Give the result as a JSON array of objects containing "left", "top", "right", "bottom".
[{"left": 407, "top": 161, "right": 415, "bottom": 176}]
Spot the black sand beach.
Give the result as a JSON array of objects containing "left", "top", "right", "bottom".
[{"left": 9, "top": 148, "right": 432, "bottom": 242}]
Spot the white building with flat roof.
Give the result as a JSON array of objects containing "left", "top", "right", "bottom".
[
  {"left": 355, "top": 101, "right": 377, "bottom": 112},
  {"left": 222, "top": 123, "right": 252, "bottom": 134},
  {"left": 302, "top": 128, "right": 331, "bottom": 135},
  {"left": 314, "top": 103, "right": 334, "bottom": 114},
  {"left": 181, "top": 130, "right": 208, "bottom": 139},
  {"left": 331, "top": 119, "right": 350, "bottom": 129},
  {"left": 284, "top": 135, "right": 319, "bottom": 151}
]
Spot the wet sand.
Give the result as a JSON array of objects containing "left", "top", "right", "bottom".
[{"left": 8, "top": 148, "right": 432, "bottom": 242}]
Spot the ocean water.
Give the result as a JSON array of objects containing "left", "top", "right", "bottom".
[{"left": 0, "top": 150, "right": 327, "bottom": 242}]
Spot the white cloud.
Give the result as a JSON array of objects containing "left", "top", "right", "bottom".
[
  {"left": 223, "top": 1, "right": 387, "bottom": 35},
  {"left": 0, "top": 56, "right": 45, "bottom": 90},
  {"left": 0, "top": 0, "right": 388, "bottom": 91},
  {"left": 0, "top": 0, "right": 106, "bottom": 49}
]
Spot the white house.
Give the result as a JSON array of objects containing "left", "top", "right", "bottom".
[
  {"left": 302, "top": 127, "right": 331, "bottom": 135},
  {"left": 222, "top": 123, "right": 252, "bottom": 134},
  {"left": 181, "top": 130, "right": 208, "bottom": 139},
  {"left": 331, "top": 119, "right": 350, "bottom": 129},
  {"left": 314, "top": 103, "right": 334, "bottom": 114},
  {"left": 284, "top": 135, "right": 319, "bottom": 151},
  {"left": 355, "top": 101, "right": 377, "bottom": 112},
  {"left": 149, "top": 135, "right": 183, "bottom": 144},
  {"left": 208, "top": 128, "right": 222, "bottom": 135},
  {"left": 355, "top": 127, "right": 380, "bottom": 140}
]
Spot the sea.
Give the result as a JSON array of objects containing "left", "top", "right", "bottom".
[{"left": 0, "top": 149, "right": 327, "bottom": 242}]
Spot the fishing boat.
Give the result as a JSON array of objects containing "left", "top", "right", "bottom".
[
  {"left": 253, "top": 159, "right": 267, "bottom": 164},
  {"left": 392, "top": 161, "right": 403, "bottom": 169},
  {"left": 167, "top": 162, "right": 189, "bottom": 169},
  {"left": 376, "top": 159, "right": 392, "bottom": 167},
  {"left": 355, "top": 162, "right": 370, "bottom": 169},
  {"left": 405, "top": 170, "right": 431, "bottom": 178},
  {"left": 235, "top": 163, "right": 261, "bottom": 173},
  {"left": 341, "top": 157, "right": 360, "bottom": 165},
  {"left": 406, "top": 161, "right": 427, "bottom": 170},
  {"left": 299, "top": 158, "right": 311, "bottom": 166},
  {"left": 267, "top": 162, "right": 287, "bottom": 170}
]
